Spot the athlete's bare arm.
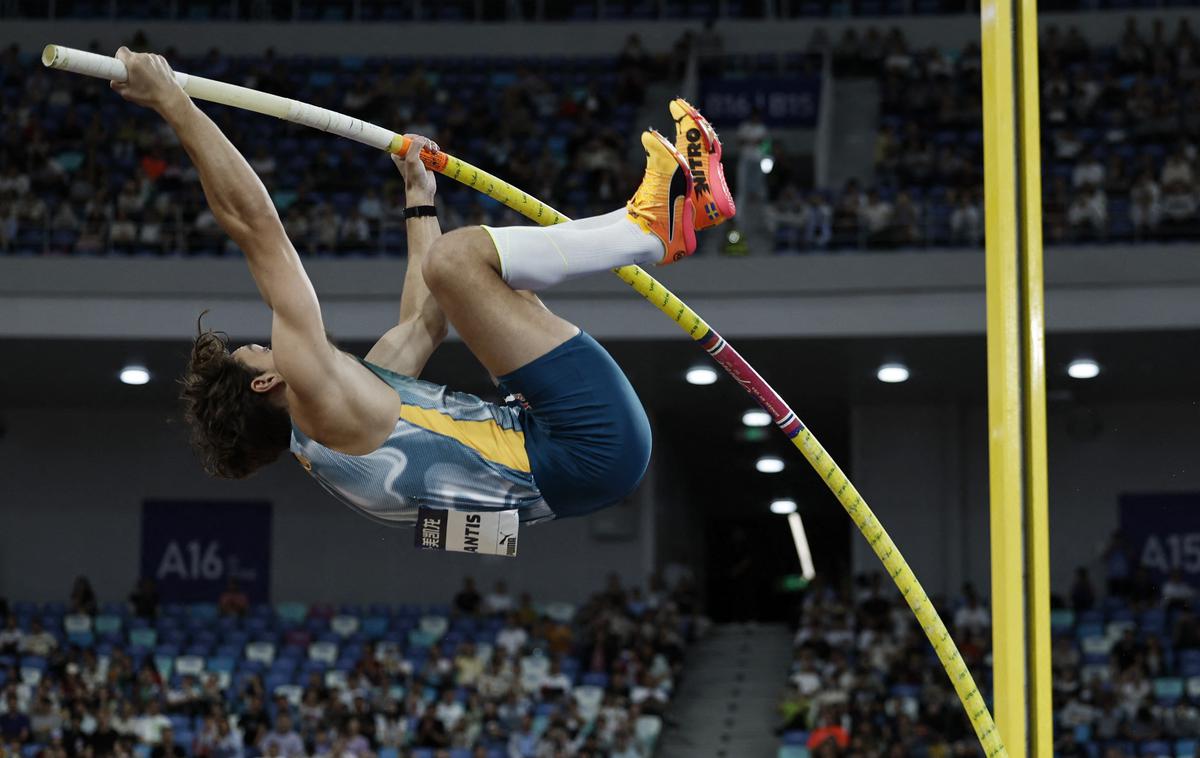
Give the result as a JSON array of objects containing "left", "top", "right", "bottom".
[
  {"left": 364, "top": 136, "right": 448, "bottom": 377},
  {"left": 113, "top": 48, "right": 398, "bottom": 453}
]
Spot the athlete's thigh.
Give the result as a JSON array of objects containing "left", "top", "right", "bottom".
[{"left": 426, "top": 228, "right": 578, "bottom": 376}]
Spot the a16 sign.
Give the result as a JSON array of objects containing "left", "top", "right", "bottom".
[{"left": 140, "top": 500, "right": 272, "bottom": 603}]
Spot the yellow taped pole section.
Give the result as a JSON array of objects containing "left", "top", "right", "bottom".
[
  {"left": 981, "top": 0, "right": 1028, "bottom": 753},
  {"left": 1015, "top": 0, "right": 1053, "bottom": 753}
]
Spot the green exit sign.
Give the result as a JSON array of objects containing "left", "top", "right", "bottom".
[{"left": 779, "top": 574, "right": 810, "bottom": 592}]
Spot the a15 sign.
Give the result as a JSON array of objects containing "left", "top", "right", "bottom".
[{"left": 1120, "top": 493, "right": 1200, "bottom": 581}]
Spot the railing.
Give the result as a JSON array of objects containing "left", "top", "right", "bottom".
[{"left": 0, "top": 0, "right": 1094, "bottom": 22}]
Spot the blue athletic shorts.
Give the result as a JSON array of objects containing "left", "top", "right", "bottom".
[{"left": 497, "top": 331, "right": 652, "bottom": 519}]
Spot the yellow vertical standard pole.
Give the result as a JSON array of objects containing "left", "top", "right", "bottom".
[
  {"left": 980, "top": 0, "right": 1027, "bottom": 752},
  {"left": 1015, "top": 0, "right": 1052, "bottom": 753}
]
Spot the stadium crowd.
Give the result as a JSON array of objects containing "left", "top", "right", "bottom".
[
  {"left": 6, "top": 17, "right": 1200, "bottom": 258},
  {"left": 0, "top": 33, "right": 662, "bottom": 257},
  {"left": 778, "top": 541, "right": 1200, "bottom": 758},
  {"left": 767, "top": 16, "right": 1200, "bottom": 253},
  {"left": 0, "top": 571, "right": 704, "bottom": 758}
]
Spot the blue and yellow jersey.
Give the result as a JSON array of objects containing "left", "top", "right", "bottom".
[{"left": 289, "top": 360, "right": 555, "bottom": 527}]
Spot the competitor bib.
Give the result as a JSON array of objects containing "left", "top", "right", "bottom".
[{"left": 415, "top": 507, "right": 519, "bottom": 557}]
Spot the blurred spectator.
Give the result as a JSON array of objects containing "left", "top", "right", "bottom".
[
  {"left": 219, "top": 577, "right": 250, "bottom": 617},
  {"left": 804, "top": 192, "right": 833, "bottom": 250},
  {"left": 1104, "top": 533, "right": 1132, "bottom": 598},
  {"left": 339, "top": 209, "right": 372, "bottom": 251},
  {"left": 832, "top": 180, "right": 865, "bottom": 246},
  {"left": 1072, "top": 149, "right": 1104, "bottom": 190},
  {"left": 129, "top": 577, "right": 160, "bottom": 619},
  {"left": 1160, "top": 180, "right": 1198, "bottom": 237},
  {"left": 0, "top": 692, "right": 31, "bottom": 744},
  {"left": 413, "top": 705, "right": 449, "bottom": 749},
  {"left": 27, "top": 696, "right": 61, "bottom": 744},
  {"left": 859, "top": 189, "right": 893, "bottom": 248},
  {"left": 1070, "top": 567, "right": 1095, "bottom": 612},
  {"left": 260, "top": 714, "right": 304, "bottom": 757},
  {"left": 484, "top": 581, "right": 514, "bottom": 615},
  {"left": 1130, "top": 170, "right": 1162, "bottom": 240},
  {"left": 0, "top": 615, "right": 24, "bottom": 654},
  {"left": 765, "top": 185, "right": 811, "bottom": 252},
  {"left": 139, "top": 209, "right": 169, "bottom": 253},
  {"left": 1068, "top": 185, "right": 1107, "bottom": 241},
  {"left": 953, "top": 591, "right": 990, "bottom": 636},
  {"left": 890, "top": 191, "right": 921, "bottom": 247},
  {"left": 110, "top": 209, "right": 138, "bottom": 248},
  {"left": 496, "top": 614, "right": 528, "bottom": 657},
  {"left": 19, "top": 619, "right": 56, "bottom": 656},
  {"left": 949, "top": 189, "right": 982, "bottom": 247},
  {"left": 310, "top": 204, "right": 339, "bottom": 254},
  {"left": 735, "top": 108, "right": 769, "bottom": 212},
  {"left": 454, "top": 577, "right": 482, "bottom": 617},
  {"left": 1161, "top": 568, "right": 1196, "bottom": 611},
  {"left": 152, "top": 726, "right": 187, "bottom": 758},
  {"left": 1161, "top": 145, "right": 1194, "bottom": 188},
  {"left": 70, "top": 575, "right": 98, "bottom": 616}
]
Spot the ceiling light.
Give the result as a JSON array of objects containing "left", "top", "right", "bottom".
[
  {"left": 1067, "top": 358, "right": 1100, "bottom": 380},
  {"left": 770, "top": 498, "right": 797, "bottom": 515},
  {"left": 686, "top": 366, "right": 718, "bottom": 385},
  {"left": 742, "top": 409, "right": 772, "bottom": 427},
  {"left": 756, "top": 456, "right": 785, "bottom": 474},
  {"left": 119, "top": 366, "right": 151, "bottom": 385},
  {"left": 876, "top": 363, "right": 910, "bottom": 383}
]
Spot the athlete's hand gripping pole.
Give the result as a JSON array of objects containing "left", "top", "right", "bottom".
[{"left": 44, "top": 44, "right": 1006, "bottom": 756}]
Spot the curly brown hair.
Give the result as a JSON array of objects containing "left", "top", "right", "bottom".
[{"left": 179, "top": 316, "right": 291, "bottom": 479}]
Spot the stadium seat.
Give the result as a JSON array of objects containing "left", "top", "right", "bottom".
[
  {"left": 308, "top": 641, "right": 338, "bottom": 664},
  {"left": 94, "top": 615, "right": 122, "bottom": 634},
  {"left": 781, "top": 730, "right": 809, "bottom": 745},
  {"left": 63, "top": 614, "right": 92, "bottom": 633},
  {"left": 1141, "top": 741, "right": 1172, "bottom": 758},
  {"left": 274, "top": 684, "right": 303, "bottom": 705},
  {"left": 1154, "top": 678, "right": 1184, "bottom": 706},
  {"left": 277, "top": 602, "right": 308, "bottom": 624},
  {"left": 361, "top": 617, "right": 388, "bottom": 637},
  {"left": 206, "top": 656, "right": 235, "bottom": 674},
  {"left": 246, "top": 641, "right": 276, "bottom": 664},
  {"left": 175, "top": 655, "right": 205, "bottom": 676},
  {"left": 581, "top": 672, "right": 609, "bottom": 688},
  {"left": 542, "top": 602, "right": 575, "bottom": 623},
  {"left": 1050, "top": 609, "right": 1075, "bottom": 633}
]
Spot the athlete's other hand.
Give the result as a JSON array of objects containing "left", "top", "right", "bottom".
[
  {"left": 110, "top": 47, "right": 189, "bottom": 114},
  {"left": 394, "top": 134, "right": 438, "bottom": 206}
]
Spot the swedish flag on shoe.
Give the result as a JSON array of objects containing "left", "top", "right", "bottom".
[
  {"left": 670, "top": 97, "right": 736, "bottom": 231},
  {"left": 625, "top": 129, "right": 697, "bottom": 265}
]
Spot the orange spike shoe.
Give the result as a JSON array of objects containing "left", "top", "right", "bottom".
[
  {"left": 625, "top": 129, "right": 697, "bottom": 265},
  {"left": 670, "top": 97, "right": 736, "bottom": 230}
]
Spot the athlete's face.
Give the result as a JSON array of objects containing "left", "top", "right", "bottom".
[{"left": 231, "top": 344, "right": 282, "bottom": 395}]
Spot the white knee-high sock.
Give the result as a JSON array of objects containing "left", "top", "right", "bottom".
[{"left": 482, "top": 209, "right": 662, "bottom": 290}]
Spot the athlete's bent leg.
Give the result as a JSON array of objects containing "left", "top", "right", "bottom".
[{"left": 423, "top": 227, "right": 579, "bottom": 377}]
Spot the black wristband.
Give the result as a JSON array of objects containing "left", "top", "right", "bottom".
[{"left": 404, "top": 205, "right": 437, "bottom": 220}]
